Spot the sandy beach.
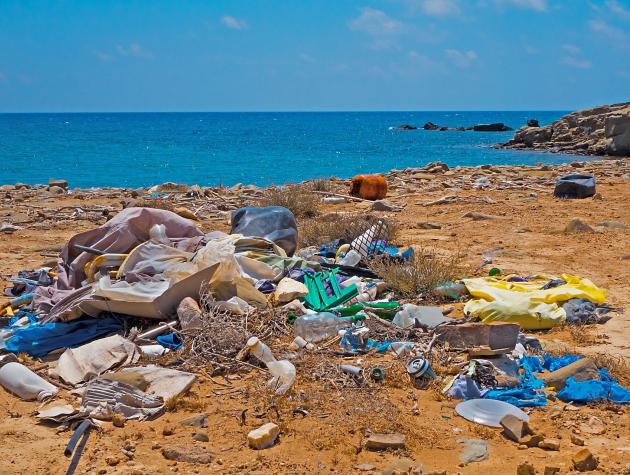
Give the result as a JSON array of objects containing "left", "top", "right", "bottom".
[{"left": 1, "top": 158, "right": 629, "bottom": 474}]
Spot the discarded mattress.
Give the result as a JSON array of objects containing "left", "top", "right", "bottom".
[{"left": 463, "top": 274, "right": 606, "bottom": 329}]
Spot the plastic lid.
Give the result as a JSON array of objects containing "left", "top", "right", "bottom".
[{"left": 455, "top": 399, "right": 529, "bottom": 427}]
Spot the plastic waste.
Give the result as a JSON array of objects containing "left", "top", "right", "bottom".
[
  {"left": 340, "top": 364, "right": 363, "bottom": 376},
  {"left": 288, "top": 336, "right": 308, "bottom": 351},
  {"left": 149, "top": 224, "right": 170, "bottom": 244},
  {"left": 455, "top": 398, "right": 529, "bottom": 427},
  {"left": 231, "top": 206, "right": 298, "bottom": 256},
  {"left": 406, "top": 357, "right": 436, "bottom": 389},
  {"left": 294, "top": 312, "right": 355, "bottom": 343},
  {"left": 338, "top": 250, "right": 362, "bottom": 267},
  {"left": 434, "top": 282, "right": 469, "bottom": 300},
  {"left": 0, "top": 362, "right": 58, "bottom": 401},
  {"left": 392, "top": 305, "right": 417, "bottom": 329},
  {"left": 267, "top": 360, "right": 296, "bottom": 395},
  {"left": 553, "top": 173, "right": 596, "bottom": 199},
  {"left": 247, "top": 337, "right": 276, "bottom": 364},
  {"left": 339, "top": 326, "right": 370, "bottom": 353},
  {"left": 370, "top": 367, "right": 386, "bottom": 382},
  {"left": 389, "top": 341, "right": 414, "bottom": 357},
  {"left": 351, "top": 222, "right": 382, "bottom": 257},
  {"left": 333, "top": 301, "right": 400, "bottom": 318},
  {"left": 139, "top": 344, "right": 170, "bottom": 357}
]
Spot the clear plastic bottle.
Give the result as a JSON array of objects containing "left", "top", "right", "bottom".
[
  {"left": 266, "top": 360, "right": 296, "bottom": 395},
  {"left": 246, "top": 337, "right": 276, "bottom": 364},
  {"left": 338, "top": 249, "right": 362, "bottom": 267},
  {"left": 0, "top": 362, "right": 58, "bottom": 401},
  {"left": 294, "top": 313, "right": 354, "bottom": 343}
]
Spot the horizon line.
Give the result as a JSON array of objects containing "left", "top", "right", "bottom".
[{"left": 0, "top": 109, "right": 571, "bottom": 114}]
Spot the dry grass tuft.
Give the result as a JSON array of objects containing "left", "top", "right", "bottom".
[
  {"left": 588, "top": 352, "right": 630, "bottom": 387},
  {"left": 165, "top": 393, "right": 207, "bottom": 412},
  {"left": 311, "top": 178, "right": 335, "bottom": 192},
  {"left": 261, "top": 183, "right": 320, "bottom": 219},
  {"left": 299, "top": 213, "right": 396, "bottom": 248},
  {"left": 368, "top": 247, "right": 463, "bottom": 300}
]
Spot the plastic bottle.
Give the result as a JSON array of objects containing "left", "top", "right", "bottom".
[
  {"left": 246, "top": 337, "right": 276, "bottom": 364},
  {"left": 338, "top": 250, "right": 362, "bottom": 267},
  {"left": 0, "top": 362, "right": 58, "bottom": 401},
  {"left": 294, "top": 312, "right": 356, "bottom": 343},
  {"left": 266, "top": 360, "right": 296, "bottom": 395},
  {"left": 434, "top": 282, "right": 469, "bottom": 300}
]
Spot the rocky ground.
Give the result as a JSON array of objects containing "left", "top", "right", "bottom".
[
  {"left": 501, "top": 102, "right": 630, "bottom": 157},
  {"left": 1, "top": 158, "right": 629, "bottom": 474}
]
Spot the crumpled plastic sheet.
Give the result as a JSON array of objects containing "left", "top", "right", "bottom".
[
  {"left": 482, "top": 353, "right": 630, "bottom": 406},
  {"left": 4, "top": 316, "right": 123, "bottom": 357}
]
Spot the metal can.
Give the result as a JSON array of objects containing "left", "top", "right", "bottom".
[{"left": 406, "top": 357, "right": 436, "bottom": 389}]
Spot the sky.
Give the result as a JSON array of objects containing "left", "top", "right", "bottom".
[{"left": 0, "top": 0, "right": 629, "bottom": 112}]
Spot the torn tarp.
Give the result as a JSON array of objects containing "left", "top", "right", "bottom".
[{"left": 4, "top": 316, "right": 123, "bottom": 358}]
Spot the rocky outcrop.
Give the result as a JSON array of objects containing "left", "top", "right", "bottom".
[
  {"left": 394, "top": 124, "right": 417, "bottom": 130},
  {"left": 501, "top": 102, "right": 630, "bottom": 156},
  {"left": 422, "top": 122, "right": 512, "bottom": 132},
  {"left": 472, "top": 123, "right": 513, "bottom": 132}
]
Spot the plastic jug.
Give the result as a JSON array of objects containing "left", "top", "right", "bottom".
[
  {"left": 294, "top": 313, "right": 355, "bottom": 343},
  {"left": 338, "top": 250, "right": 362, "bottom": 267},
  {"left": 0, "top": 362, "right": 58, "bottom": 401},
  {"left": 267, "top": 360, "right": 296, "bottom": 395},
  {"left": 247, "top": 337, "right": 276, "bottom": 364}
]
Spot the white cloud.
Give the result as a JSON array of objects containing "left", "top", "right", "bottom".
[
  {"left": 444, "top": 48, "right": 477, "bottom": 67},
  {"left": 116, "top": 43, "right": 152, "bottom": 58},
  {"left": 562, "top": 43, "right": 580, "bottom": 55},
  {"left": 299, "top": 53, "right": 318, "bottom": 64},
  {"left": 221, "top": 15, "right": 248, "bottom": 30},
  {"left": 562, "top": 56, "right": 592, "bottom": 69},
  {"left": 348, "top": 7, "right": 404, "bottom": 36},
  {"left": 589, "top": 19, "right": 627, "bottom": 42},
  {"left": 419, "top": 0, "right": 461, "bottom": 16},
  {"left": 606, "top": 0, "right": 630, "bottom": 19},
  {"left": 94, "top": 51, "right": 114, "bottom": 62},
  {"left": 494, "top": 0, "right": 548, "bottom": 11}
]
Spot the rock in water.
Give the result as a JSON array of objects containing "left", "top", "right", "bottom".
[
  {"left": 527, "top": 119, "right": 539, "bottom": 127},
  {"left": 501, "top": 102, "right": 630, "bottom": 156},
  {"left": 395, "top": 124, "right": 417, "bottom": 130},
  {"left": 473, "top": 123, "right": 513, "bottom": 131}
]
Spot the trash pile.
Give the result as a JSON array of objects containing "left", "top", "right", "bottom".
[{"left": 0, "top": 200, "right": 628, "bottom": 465}]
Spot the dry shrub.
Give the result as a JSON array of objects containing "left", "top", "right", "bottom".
[
  {"left": 165, "top": 393, "right": 207, "bottom": 412},
  {"left": 311, "top": 178, "right": 335, "bottom": 192},
  {"left": 299, "top": 213, "right": 396, "bottom": 248},
  {"left": 589, "top": 353, "right": 630, "bottom": 387},
  {"left": 261, "top": 183, "right": 319, "bottom": 218},
  {"left": 369, "top": 247, "right": 462, "bottom": 300}
]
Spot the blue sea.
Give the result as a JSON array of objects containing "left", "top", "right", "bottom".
[{"left": 0, "top": 111, "right": 574, "bottom": 188}]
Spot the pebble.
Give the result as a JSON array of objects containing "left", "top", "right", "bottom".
[
  {"left": 516, "top": 461, "right": 535, "bottom": 475},
  {"left": 571, "top": 434, "right": 585, "bottom": 446},
  {"left": 161, "top": 445, "right": 214, "bottom": 464},
  {"left": 580, "top": 416, "right": 606, "bottom": 435},
  {"left": 538, "top": 438, "right": 560, "bottom": 451},
  {"left": 162, "top": 425, "right": 176, "bottom": 436},
  {"left": 564, "top": 218, "right": 595, "bottom": 233},
  {"left": 544, "top": 466, "right": 561, "bottom": 475},
  {"left": 192, "top": 432, "right": 209, "bottom": 442},
  {"left": 247, "top": 422, "right": 280, "bottom": 450},
  {"left": 365, "top": 433, "right": 406, "bottom": 451},
  {"left": 572, "top": 448, "right": 598, "bottom": 472}
]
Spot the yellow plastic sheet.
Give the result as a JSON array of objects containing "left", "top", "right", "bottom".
[{"left": 462, "top": 274, "right": 606, "bottom": 330}]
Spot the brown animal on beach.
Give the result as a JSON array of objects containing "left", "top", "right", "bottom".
[{"left": 349, "top": 175, "right": 388, "bottom": 201}]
